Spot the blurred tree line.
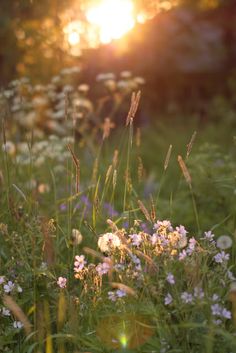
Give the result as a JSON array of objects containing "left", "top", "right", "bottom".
[{"left": 0, "top": 0, "right": 235, "bottom": 85}]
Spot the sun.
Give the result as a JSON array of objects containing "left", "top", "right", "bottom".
[{"left": 86, "top": 0, "right": 135, "bottom": 44}]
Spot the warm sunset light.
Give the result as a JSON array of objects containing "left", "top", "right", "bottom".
[
  {"left": 86, "top": 0, "right": 135, "bottom": 44},
  {"left": 63, "top": 21, "right": 81, "bottom": 46}
]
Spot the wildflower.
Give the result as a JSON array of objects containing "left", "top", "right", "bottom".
[
  {"left": 179, "top": 250, "right": 187, "bottom": 261},
  {"left": 176, "top": 225, "right": 188, "bottom": 237},
  {"left": 216, "top": 235, "right": 232, "bottom": 250},
  {"left": 74, "top": 255, "right": 87, "bottom": 272},
  {"left": 116, "top": 289, "right": 127, "bottom": 298},
  {"left": 57, "top": 277, "right": 67, "bottom": 289},
  {"left": 214, "top": 251, "right": 230, "bottom": 264},
  {"left": 222, "top": 308, "right": 232, "bottom": 319},
  {"left": 164, "top": 293, "right": 173, "bottom": 305},
  {"left": 98, "top": 233, "right": 121, "bottom": 253},
  {"left": 211, "top": 304, "right": 222, "bottom": 316},
  {"left": 154, "top": 220, "right": 172, "bottom": 231},
  {"left": 166, "top": 273, "right": 175, "bottom": 285},
  {"left": 96, "top": 261, "right": 111, "bottom": 276},
  {"left": 181, "top": 292, "right": 193, "bottom": 304},
  {"left": 60, "top": 203, "right": 67, "bottom": 212},
  {"left": 4, "top": 281, "right": 15, "bottom": 293},
  {"left": 213, "top": 319, "right": 222, "bottom": 325},
  {"left": 1, "top": 307, "right": 10, "bottom": 316},
  {"left": 212, "top": 294, "right": 219, "bottom": 301},
  {"left": 13, "top": 321, "right": 23, "bottom": 329},
  {"left": 204, "top": 231, "right": 215, "bottom": 241},
  {"left": 178, "top": 233, "right": 188, "bottom": 249},
  {"left": 130, "top": 255, "right": 142, "bottom": 271},
  {"left": 0, "top": 276, "right": 5, "bottom": 284},
  {"left": 150, "top": 233, "right": 158, "bottom": 245},
  {"left": 71, "top": 229, "right": 83, "bottom": 245},
  {"left": 187, "top": 237, "right": 197, "bottom": 255},
  {"left": 129, "top": 233, "right": 142, "bottom": 247},
  {"left": 108, "top": 291, "right": 117, "bottom": 301}
]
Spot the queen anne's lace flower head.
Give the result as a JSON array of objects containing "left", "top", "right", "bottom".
[{"left": 98, "top": 232, "right": 121, "bottom": 252}]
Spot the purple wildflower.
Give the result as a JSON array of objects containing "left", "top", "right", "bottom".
[
  {"left": 166, "top": 273, "right": 175, "bottom": 285},
  {"left": 214, "top": 251, "right": 230, "bottom": 264},
  {"left": 164, "top": 293, "right": 173, "bottom": 305},
  {"left": 181, "top": 292, "right": 193, "bottom": 304}
]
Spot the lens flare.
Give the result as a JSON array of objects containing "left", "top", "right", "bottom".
[
  {"left": 63, "top": 21, "right": 81, "bottom": 46},
  {"left": 86, "top": 0, "right": 135, "bottom": 44}
]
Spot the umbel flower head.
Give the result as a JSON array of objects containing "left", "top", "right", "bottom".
[{"left": 98, "top": 232, "right": 121, "bottom": 252}]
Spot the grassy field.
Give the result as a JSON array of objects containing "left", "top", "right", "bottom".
[{"left": 0, "top": 75, "right": 236, "bottom": 353}]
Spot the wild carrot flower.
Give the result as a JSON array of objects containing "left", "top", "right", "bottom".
[
  {"left": 98, "top": 233, "right": 121, "bottom": 252},
  {"left": 57, "top": 277, "right": 67, "bottom": 289}
]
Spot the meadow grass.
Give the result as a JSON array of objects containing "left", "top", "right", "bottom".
[{"left": 0, "top": 81, "right": 236, "bottom": 353}]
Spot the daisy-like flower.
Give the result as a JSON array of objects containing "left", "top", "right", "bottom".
[
  {"left": 74, "top": 255, "right": 87, "bottom": 272},
  {"left": 216, "top": 235, "right": 232, "bottom": 250},
  {"left": 166, "top": 273, "right": 175, "bottom": 285},
  {"left": 214, "top": 251, "right": 230, "bottom": 264},
  {"left": 181, "top": 292, "right": 193, "bottom": 304},
  {"left": 57, "top": 277, "right": 67, "bottom": 289},
  {"left": 3, "top": 281, "right": 15, "bottom": 293},
  {"left": 98, "top": 233, "right": 121, "bottom": 253},
  {"left": 164, "top": 293, "right": 173, "bottom": 305}
]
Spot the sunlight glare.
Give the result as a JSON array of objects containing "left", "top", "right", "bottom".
[
  {"left": 86, "top": 0, "right": 135, "bottom": 44},
  {"left": 64, "top": 21, "right": 81, "bottom": 46}
]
